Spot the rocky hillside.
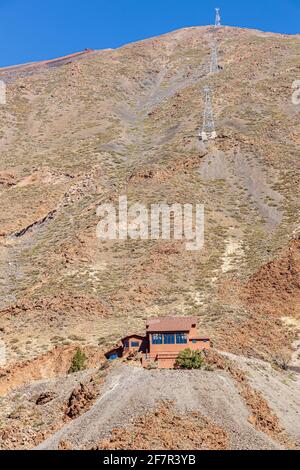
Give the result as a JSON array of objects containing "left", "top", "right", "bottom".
[
  {"left": 0, "top": 26, "right": 299, "bottom": 367},
  {"left": 1, "top": 355, "right": 299, "bottom": 450}
]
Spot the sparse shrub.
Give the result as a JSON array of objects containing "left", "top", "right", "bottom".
[
  {"left": 272, "top": 355, "right": 289, "bottom": 371},
  {"left": 175, "top": 349, "right": 205, "bottom": 370},
  {"left": 146, "top": 362, "right": 158, "bottom": 370},
  {"left": 99, "top": 361, "right": 110, "bottom": 371},
  {"left": 204, "top": 364, "right": 215, "bottom": 372},
  {"left": 68, "top": 348, "right": 87, "bottom": 374}
]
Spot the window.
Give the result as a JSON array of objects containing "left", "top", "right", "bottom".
[
  {"left": 192, "top": 339, "right": 197, "bottom": 344},
  {"left": 152, "top": 334, "right": 163, "bottom": 344},
  {"left": 131, "top": 341, "right": 139, "bottom": 347},
  {"left": 176, "top": 332, "right": 188, "bottom": 344},
  {"left": 109, "top": 354, "right": 118, "bottom": 361},
  {"left": 124, "top": 341, "right": 129, "bottom": 348},
  {"left": 164, "top": 333, "right": 175, "bottom": 344}
]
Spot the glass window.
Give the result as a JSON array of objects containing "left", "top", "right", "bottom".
[
  {"left": 124, "top": 341, "right": 129, "bottom": 348},
  {"left": 164, "top": 333, "right": 175, "bottom": 344},
  {"left": 152, "top": 334, "right": 163, "bottom": 344},
  {"left": 176, "top": 332, "right": 188, "bottom": 344},
  {"left": 131, "top": 341, "right": 139, "bottom": 347},
  {"left": 109, "top": 354, "right": 118, "bottom": 360},
  {"left": 192, "top": 339, "right": 197, "bottom": 344}
]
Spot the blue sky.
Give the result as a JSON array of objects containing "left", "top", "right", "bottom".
[{"left": 0, "top": 0, "right": 299, "bottom": 67}]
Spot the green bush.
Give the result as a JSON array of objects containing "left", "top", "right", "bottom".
[
  {"left": 175, "top": 349, "right": 204, "bottom": 370},
  {"left": 68, "top": 348, "right": 87, "bottom": 374}
]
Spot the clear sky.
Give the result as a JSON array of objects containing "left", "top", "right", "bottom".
[{"left": 0, "top": 0, "right": 299, "bottom": 67}]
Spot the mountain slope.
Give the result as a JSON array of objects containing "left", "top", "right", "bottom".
[{"left": 0, "top": 26, "right": 299, "bottom": 365}]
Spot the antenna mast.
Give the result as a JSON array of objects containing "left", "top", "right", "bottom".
[
  {"left": 215, "top": 8, "right": 221, "bottom": 27},
  {"left": 200, "top": 86, "right": 217, "bottom": 141}
]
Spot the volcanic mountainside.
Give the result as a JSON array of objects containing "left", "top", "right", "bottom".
[{"left": 0, "top": 26, "right": 299, "bottom": 450}]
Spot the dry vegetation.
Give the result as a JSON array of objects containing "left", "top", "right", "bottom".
[
  {"left": 0, "top": 26, "right": 299, "bottom": 365},
  {"left": 0, "top": 25, "right": 299, "bottom": 450}
]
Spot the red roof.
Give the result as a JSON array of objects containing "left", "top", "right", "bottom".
[
  {"left": 121, "top": 334, "right": 145, "bottom": 342},
  {"left": 146, "top": 316, "right": 197, "bottom": 332}
]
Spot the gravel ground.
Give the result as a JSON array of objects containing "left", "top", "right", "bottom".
[
  {"left": 222, "top": 352, "right": 300, "bottom": 445},
  {"left": 36, "top": 363, "right": 281, "bottom": 450}
]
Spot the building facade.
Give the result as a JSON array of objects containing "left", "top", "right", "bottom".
[
  {"left": 105, "top": 316, "right": 210, "bottom": 369},
  {"left": 142, "top": 317, "right": 210, "bottom": 368}
]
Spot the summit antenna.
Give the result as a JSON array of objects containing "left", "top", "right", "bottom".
[{"left": 215, "top": 8, "right": 221, "bottom": 27}]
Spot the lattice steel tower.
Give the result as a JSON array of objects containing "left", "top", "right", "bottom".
[
  {"left": 215, "top": 8, "right": 221, "bottom": 27},
  {"left": 210, "top": 41, "right": 219, "bottom": 74},
  {"left": 200, "top": 86, "right": 217, "bottom": 141}
]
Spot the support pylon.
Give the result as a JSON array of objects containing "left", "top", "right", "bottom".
[
  {"left": 200, "top": 86, "right": 217, "bottom": 141},
  {"left": 210, "top": 41, "right": 219, "bottom": 74}
]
